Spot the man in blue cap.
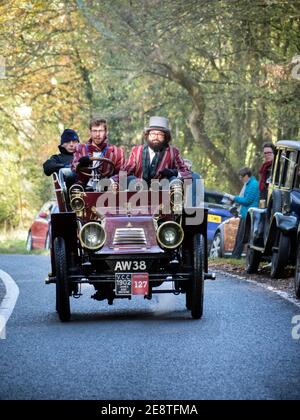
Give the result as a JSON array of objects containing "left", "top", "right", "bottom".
[{"left": 43, "top": 128, "right": 80, "bottom": 187}]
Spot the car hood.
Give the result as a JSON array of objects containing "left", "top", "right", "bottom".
[
  {"left": 207, "top": 207, "right": 232, "bottom": 218},
  {"left": 98, "top": 215, "right": 164, "bottom": 255}
]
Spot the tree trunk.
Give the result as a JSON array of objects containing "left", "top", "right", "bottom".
[{"left": 153, "top": 50, "right": 241, "bottom": 191}]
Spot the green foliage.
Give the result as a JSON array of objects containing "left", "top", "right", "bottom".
[{"left": 0, "top": 0, "right": 300, "bottom": 228}]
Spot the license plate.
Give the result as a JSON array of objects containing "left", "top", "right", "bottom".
[
  {"left": 115, "top": 273, "right": 132, "bottom": 296},
  {"left": 115, "top": 273, "right": 149, "bottom": 296},
  {"left": 208, "top": 214, "right": 222, "bottom": 224},
  {"left": 131, "top": 273, "right": 149, "bottom": 295}
]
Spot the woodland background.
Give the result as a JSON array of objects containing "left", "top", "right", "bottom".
[{"left": 0, "top": 0, "right": 300, "bottom": 229}]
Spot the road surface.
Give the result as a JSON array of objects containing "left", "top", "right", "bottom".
[{"left": 0, "top": 254, "right": 299, "bottom": 400}]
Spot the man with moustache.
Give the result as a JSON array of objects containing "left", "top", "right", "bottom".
[
  {"left": 112, "top": 116, "right": 202, "bottom": 206},
  {"left": 72, "top": 117, "right": 125, "bottom": 187},
  {"left": 118, "top": 116, "right": 192, "bottom": 184}
]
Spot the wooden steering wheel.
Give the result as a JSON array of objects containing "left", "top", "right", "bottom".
[{"left": 77, "top": 157, "right": 115, "bottom": 178}]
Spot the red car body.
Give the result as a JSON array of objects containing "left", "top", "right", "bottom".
[{"left": 27, "top": 201, "right": 58, "bottom": 250}]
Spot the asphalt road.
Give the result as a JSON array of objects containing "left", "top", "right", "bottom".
[{"left": 0, "top": 254, "right": 300, "bottom": 400}]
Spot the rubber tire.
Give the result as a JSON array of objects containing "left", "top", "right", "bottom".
[
  {"left": 26, "top": 231, "right": 33, "bottom": 251},
  {"left": 245, "top": 245, "right": 261, "bottom": 274},
  {"left": 294, "top": 241, "right": 300, "bottom": 299},
  {"left": 265, "top": 190, "right": 282, "bottom": 243},
  {"left": 183, "top": 248, "right": 192, "bottom": 310},
  {"left": 209, "top": 232, "right": 222, "bottom": 259},
  {"left": 191, "top": 233, "right": 205, "bottom": 319},
  {"left": 270, "top": 233, "right": 290, "bottom": 279},
  {"left": 54, "top": 237, "right": 71, "bottom": 322}
]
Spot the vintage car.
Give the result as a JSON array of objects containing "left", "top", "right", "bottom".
[
  {"left": 209, "top": 215, "right": 241, "bottom": 258},
  {"left": 293, "top": 226, "right": 300, "bottom": 299},
  {"left": 46, "top": 160, "right": 213, "bottom": 322},
  {"left": 204, "top": 189, "right": 234, "bottom": 249},
  {"left": 244, "top": 140, "right": 300, "bottom": 280},
  {"left": 26, "top": 201, "right": 58, "bottom": 251}
]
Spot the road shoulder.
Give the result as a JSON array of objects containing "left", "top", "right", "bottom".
[{"left": 210, "top": 261, "right": 300, "bottom": 308}]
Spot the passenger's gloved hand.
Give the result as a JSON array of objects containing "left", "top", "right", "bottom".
[
  {"left": 223, "top": 193, "right": 235, "bottom": 202},
  {"left": 79, "top": 156, "right": 91, "bottom": 167},
  {"left": 159, "top": 168, "right": 178, "bottom": 178}
]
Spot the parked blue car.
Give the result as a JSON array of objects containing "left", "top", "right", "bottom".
[{"left": 205, "top": 190, "right": 233, "bottom": 248}]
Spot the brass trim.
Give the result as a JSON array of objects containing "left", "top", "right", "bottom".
[
  {"left": 156, "top": 221, "right": 184, "bottom": 249},
  {"left": 79, "top": 222, "right": 106, "bottom": 250}
]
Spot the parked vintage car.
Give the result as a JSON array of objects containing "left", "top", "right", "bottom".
[
  {"left": 293, "top": 226, "right": 300, "bottom": 299},
  {"left": 244, "top": 140, "right": 300, "bottom": 280},
  {"left": 209, "top": 215, "right": 240, "bottom": 258},
  {"left": 46, "top": 166, "right": 213, "bottom": 322},
  {"left": 204, "top": 189, "right": 233, "bottom": 248},
  {"left": 26, "top": 201, "right": 58, "bottom": 250}
]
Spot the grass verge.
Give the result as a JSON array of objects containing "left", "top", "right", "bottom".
[{"left": 0, "top": 231, "right": 49, "bottom": 255}]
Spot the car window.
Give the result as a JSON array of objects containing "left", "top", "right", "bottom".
[{"left": 204, "top": 192, "right": 223, "bottom": 205}]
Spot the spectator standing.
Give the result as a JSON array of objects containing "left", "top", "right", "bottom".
[
  {"left": 259, "top": 142, "right": 275, "bottom": 201},
  {"left": 224, "top": 167, "right": 259, "bottom": 259}
]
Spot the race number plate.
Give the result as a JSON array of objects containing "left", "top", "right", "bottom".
[
  {"left": 115, "top": 273, "right": 149, "bottom": 296},
  {"left": 131, "top": 273, "right": 149, "bottom": 295}
]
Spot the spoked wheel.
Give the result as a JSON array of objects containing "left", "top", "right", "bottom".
[
  {"left": 209, "top": 232, "right": 222, "bottom": 259},
  {"left": 54, "top": 237, "right": 71, "bottom": 322},
  {"left": 294, "top": 241, "right": 300, "bottom": 299},
  {"left": 191, "top": 233, "right": 205, "bottom": 319},
  {"left": 245, "top": 245, "right": 261, "bottom": 274},
  {"left": 270, "top": 232, "right": 290, "bottom": 279}
]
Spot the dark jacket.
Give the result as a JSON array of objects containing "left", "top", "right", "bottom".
[
  {"left": 43, "top": 146, "right": 74, "bottom": 176},
  {"left": 259, "top": 161, "right": 273, "bottom": 200}
]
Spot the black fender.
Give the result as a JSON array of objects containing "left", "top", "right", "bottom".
[
  {"left": 264, "top": 213, "right": 298, "bottom": 255},
  {"left": 244, "top": 207, "right": 267, "bottom": 248},
  {"left": 273, "top": 212, "right": 298, "bottom": 234},
  {"left": 50, "top": 212, "right": 79, "bottom": 274}
]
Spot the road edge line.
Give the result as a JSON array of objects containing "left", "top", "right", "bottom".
[{"left": 0, "top": 269, "right": 20, "bottom": 338}]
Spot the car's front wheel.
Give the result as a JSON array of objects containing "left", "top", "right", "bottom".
[
  {"left": 245, "top": 245, "right": 261, "bottom": 274},
  {"left": 191, "top": 233, "right": 205, "bottom": 319},
  {"left": 54, "top": 237, "right": 71, "bottom": 322},
  {"left": 209, "top": 232, "right": 222, "bottom": 259},
  {"left": 294, "top": 240, "right": 300, "bottom": 299},
  {"left": 271, "top": 232, "right": 290, "bottom": 279}
]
